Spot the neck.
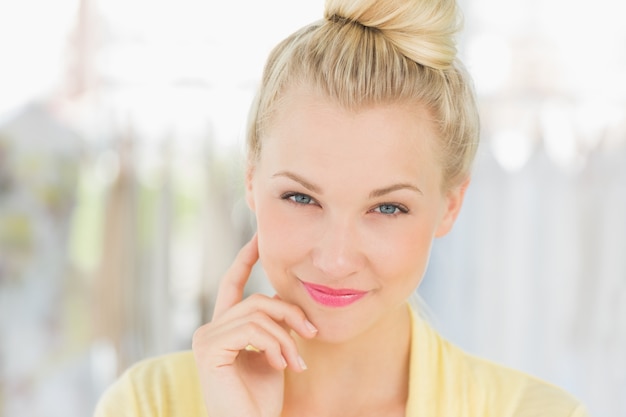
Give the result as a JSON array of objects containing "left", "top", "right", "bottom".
[{"left": 283, "top": 304, "right": 412, "bottom": 417}]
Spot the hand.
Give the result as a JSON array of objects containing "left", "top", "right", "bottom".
[{"left": 192, "top": 234, "right": 317, "bottom": 417}]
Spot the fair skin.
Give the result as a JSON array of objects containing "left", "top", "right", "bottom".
[{"left": 192, "top": 85, "right": 469, "bottom": 417}]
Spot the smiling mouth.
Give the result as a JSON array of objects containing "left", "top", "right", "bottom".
[{"left": 300, "top": 281, "right": 368, "bottom": 308}]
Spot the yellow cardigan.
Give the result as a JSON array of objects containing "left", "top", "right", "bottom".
[{"left": 94, "top": 308, "right": 588, "bottom": 417}]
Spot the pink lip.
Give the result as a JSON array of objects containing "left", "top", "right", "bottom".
[{"left": 301, "top": 281, "right": 367, "bottom": 308}]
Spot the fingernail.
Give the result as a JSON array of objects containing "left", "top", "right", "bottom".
[
  {"left": 298, "top": 356, "right": 308, "bottom": 371},
  {"left": 281, "top": 356, "right": 288, "bottom": 369},
  {"left": 304, "top": 320, "right": 318, "bottom": 334}
]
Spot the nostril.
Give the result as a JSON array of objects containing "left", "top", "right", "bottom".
[
  {"left": 312, "top": 245, "right": 361, "bottom": 279},
  {"left": 312, "top": 221, "right": 363, "bottom": 278}
]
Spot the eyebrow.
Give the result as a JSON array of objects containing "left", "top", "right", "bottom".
[
  {"left": 369, "top": 183, "right": 423, "bottom": 198},
  {"left": 272, "top": 171, "right": 322, "bottom": 194},
  {"left": 272, "top": 171, "right": 423, "bottom": 197}
]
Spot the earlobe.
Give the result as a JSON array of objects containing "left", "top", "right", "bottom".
[{"left": 434, "top": 177, "right": 470, "bottom": 238}]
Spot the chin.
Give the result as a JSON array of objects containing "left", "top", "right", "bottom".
[{"left": 299, "top": 299, "right": 379, "bottom": 344}]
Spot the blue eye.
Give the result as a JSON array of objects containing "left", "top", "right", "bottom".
[
  {"left": 282, "top": 192, "right": 316, "bottom": 205},
  {"left": 293, "top": 194, "right": 312, "bottom": 204},
  {"left": 373, "top": 203, "right": 408, "bottom": 215},
  {"left": 379, "top": 204, "right": 398, "bottom": 214}
]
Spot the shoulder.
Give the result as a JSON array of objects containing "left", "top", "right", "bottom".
[
  {"left": 122, "top": 350, "right": 198, "bottom": 385},
  {"left": 94, "top": 351, "right": 205, "bottom": 417},
  {"left": 462, "top": 352, "right": 589, "bottom": 417},
  {"left": 407, "top": 310, "right": 589, "bottom": 417}
]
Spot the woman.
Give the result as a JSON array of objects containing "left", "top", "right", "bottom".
[{"left": 95, "top": 0, "right": 588, "bottom": 415}]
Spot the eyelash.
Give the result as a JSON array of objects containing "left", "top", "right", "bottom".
[
  {"left": 281, "top": 192, "right": 318, "bottom": 206},
  {"left": 280, "top": 192, "right": 409, "bottom": 216},
  {"left": 371, "top": 203, "right": 409, "bottom": 216}
]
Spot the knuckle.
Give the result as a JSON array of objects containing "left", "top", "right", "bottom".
[
  {"left": 191, "top": 330, "right": 204, "bottom": 352},
  {"left": 249, "top": 310, "right": 268, "bottom": 324},
  {"left": 191, "top": 323, "right": 212, "bottom": 349},
  {"left": 191, "top": 324, "right": 206, "bottom": 343},
  {"left": 246, "top": 293, "right": 268, "bottom": 304},
  {"left": 244, "top": 321, "right": 264, "bottom": 337},
  {"left": 284, "top": 303, "right": 306, "bottom": 322}
]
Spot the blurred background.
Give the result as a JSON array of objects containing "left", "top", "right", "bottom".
[{"left": 0, "top": 0, "right": 624, "bottom": 416}]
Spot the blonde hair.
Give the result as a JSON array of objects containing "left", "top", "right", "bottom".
[{"left": 247, "top": 0, "right": 479, "bottom": 190}]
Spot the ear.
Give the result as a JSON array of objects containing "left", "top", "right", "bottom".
[
  {"left": 434, "top": 177, "right": 470, "bottom": 238},
  {"left": 245, "top": 164, "right": 256, "bottom": 212}
]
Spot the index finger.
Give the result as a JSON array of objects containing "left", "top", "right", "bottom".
[{"left": 212, "top": 234, "right": 259, "bottom": 318}]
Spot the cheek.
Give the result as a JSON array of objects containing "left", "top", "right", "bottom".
[
  {"left": 253, "top": 196, "right": 313, "bottom": 283},
  {"left": 367, "top": 218, "right": 436, "bottom": 289},
  {"left": 255, "top": 206, "right": 286, "bottom": 269}
]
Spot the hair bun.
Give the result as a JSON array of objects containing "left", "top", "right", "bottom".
[{"left": 324, "top": 0, "right": 461, "bottom": 70}]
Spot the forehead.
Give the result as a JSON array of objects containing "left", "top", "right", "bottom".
[{"left": 257, "top": 86, "right": 444, "bottom": 194}]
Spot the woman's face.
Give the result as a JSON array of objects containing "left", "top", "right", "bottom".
[{"left": 246, "top": 86, "right": 467, "bottom": 342}]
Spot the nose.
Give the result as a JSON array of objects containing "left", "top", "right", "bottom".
[{"left": 311, "top": 217, "right": 364, "bottom": 280}]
